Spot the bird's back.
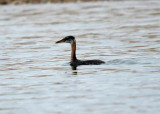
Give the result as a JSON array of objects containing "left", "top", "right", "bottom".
[{"left": 70, "top": 59, "right": 105, "bottom": 66}]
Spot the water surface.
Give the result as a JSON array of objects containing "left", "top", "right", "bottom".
[{"left": 0, "top": 1, "right": 160, "bottom": 113}]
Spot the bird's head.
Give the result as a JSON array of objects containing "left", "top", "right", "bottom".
[{"left": 56, "top": 36, "right": 75, "bottom": 44}]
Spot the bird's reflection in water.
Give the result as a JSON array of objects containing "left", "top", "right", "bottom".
[{"left": 71, "top": 66, "right": 77, "bottom": 75}]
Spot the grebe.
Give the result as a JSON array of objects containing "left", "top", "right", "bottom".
[{"left": 56, "top": 36, "right": 105, "bottom": 66}]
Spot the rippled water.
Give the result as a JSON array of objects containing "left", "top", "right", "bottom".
[{"left": 0, "top": 1, "right": 160, "bottom": 113}]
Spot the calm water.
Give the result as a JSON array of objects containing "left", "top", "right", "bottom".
[{"left": 0, "top": 1, "right": 160, "bottom": 114}]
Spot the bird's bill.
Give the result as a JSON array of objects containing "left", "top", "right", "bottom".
[{"left": 56, "top": 39, "right": 65, "bottom": 44}]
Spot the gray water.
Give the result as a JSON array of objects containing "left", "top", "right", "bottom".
[{"left": 0, "top": 1, "right": 160, "bottom": 114}]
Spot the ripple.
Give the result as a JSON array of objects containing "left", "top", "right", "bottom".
[{"left": 0, "top": 1, "right": 160, "bottom": 114}]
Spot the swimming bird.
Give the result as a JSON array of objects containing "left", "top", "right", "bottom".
[{"left": 56, "top": 36, "right": 105, "bottom": 67}]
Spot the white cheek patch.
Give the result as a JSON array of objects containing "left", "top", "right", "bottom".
[
  {"left": 71, "top": 39, "right": 75, "bottom": 44},
  {"left": 65, "top": 39, "right": 75, "bottom": 44},
  {"left": 71, "top": 40, "right": 73, "bottom": 44},
  {"left": 65, "top": 40, "right": 70, "bottom": 43}
]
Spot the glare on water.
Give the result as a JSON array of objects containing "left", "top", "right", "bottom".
[{"left": 0, "top": 1, "right": 160, "bottom": 113}]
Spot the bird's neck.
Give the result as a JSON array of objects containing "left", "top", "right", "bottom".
[{"left": 71, "top": 41, "right": 77, "bottom": 62}]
